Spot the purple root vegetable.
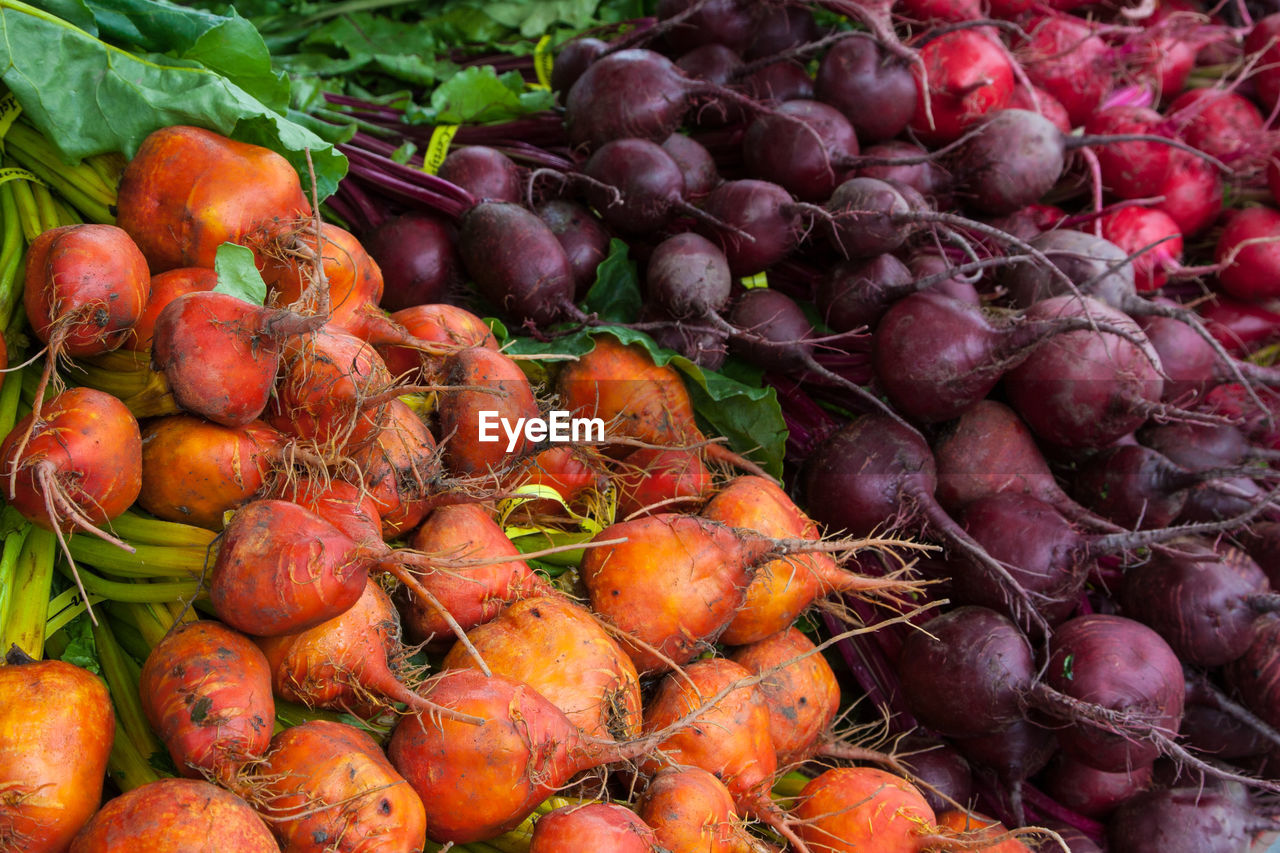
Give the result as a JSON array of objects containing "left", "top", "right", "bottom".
[
  {"left": 695, "top": 178, "right": 803, "bottom": 276},
  {"left": 800, "top": 414, "right": 1046, "bottom": 632},
  {"left": 660, "top": 132, "right": 720, "bottom": 199},
  {"left": 1002, "top": 295, "right": 1167, "bottom": 450},
  {"left": 871, "top": 289, "right": 1163, "bottom": 424},
  {"left": 740, "top": 99, "right": 859, "bottom": 201},
  {"left": 437, "top": 146, "right": 522, "bottom": 204},
  {"left": 536, "top": 200, "right": 611, "bottom": 300},
  {"left": 1071, "top": 444, "right": 1277, "bottom": 530},
  {"left": 644, "top": 232, "right": 733, "bottom": 320},
  {"left": 456, "top": 201, "right": 586, "bottom": 326},
  {"left": 550, "top": 36, "right": 608, "bottom": 94},
  {"left": 931, "top": 400, "right": 1121, "bottom": 530},
  {"left": 1119, "top": 540, "right": 1279, "bottom": 668},
  {"left": 814, "top": 35, "right": 916, "bottom": 144},
  {"left": 1106, "top": 786, "right": 1260, "bottom": 853},
  {"left": 1226, "top": 612, "right": 1280, "bottom": 731},
  {"left": 564, "top": 48, "right": 778, "bottom": 152},
  {"left": 362, "top": 214, "right": 462, "bottom": 312},
  {"left": 581, "top": 138, "right": 734, "bottom": 235},
  {"left": 1040, "top": 756, "right": 1153, "bottom": 820}
]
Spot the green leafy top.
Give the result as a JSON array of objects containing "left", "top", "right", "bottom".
[
  {"left": 2, "top": 0, "right": 346, "bottom": 198},
  {"left": 212, "top": 242, "right": 268, "bottom": 304},
  {"left": 405, "top": 65, "right": 555, "bottom": 125}
]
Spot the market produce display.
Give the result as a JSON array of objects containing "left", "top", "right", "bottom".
[{"left": 4, "top": 0, "right": 1280, "bottom": 850}]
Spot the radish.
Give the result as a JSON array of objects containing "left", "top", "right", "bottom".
[
  {"left": 1019, "top": 14, "right": 1113, "bottom": 127},
  {"left": 1098, "top": 206, "right": 1183, "bottom": 292},
  {"left": 909, "top": 28, "right": 1015, "bottom": 146},
  {"left": 1215, "top": 207, "right": 1280, "bottom": 302},
  {"left": 139, "top": 620, "right": 274, "bottom": 785}
]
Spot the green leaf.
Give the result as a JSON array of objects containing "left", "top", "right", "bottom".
[
  {"left": 581, "top": 239, "right": 641, "bottom": 323},
  {"left": 59, "top": 610, "right": 100, "bottom": 675},
  {"left": 213, "top": 242, "right": 268, "bottom": 305},
  {"left": 503, "top": 326, "right": 787, "bottom": 478},
  {"left": 0, "top": 1, "right": 347, "bottom": 199},
  {"left": 474, "top": 0, "right": 602, "bottom": 37},
  {"left": 412, "top": 65, "right": 555, "bottom": 125}
]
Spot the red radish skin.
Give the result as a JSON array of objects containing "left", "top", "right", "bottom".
[
  {"left": 139, "top": 620, "right": 274, "bottom": 784},
  {"left": 529, "top": 803, "right": 660, "bottom": 853},
  {"left": 1019, "top": 14, "right": 1112, "bottom": 128},
  {"left": 1099, "top": 206, "right": 1183, "bottom": 292},
  {"left": 910, "top": 29, "right": 1014, "bottom": 146},
  {"left": 1246, "top": 13, "right": 1280, "bottom": 112},
  {"left": 1215, "top": 207, "right": 1280, "bottom": 302},
  {"left": 1154, "top": 155, "right": 1222, "bottom": 239},
  {"left": 68, "top": 778, "right": 277, "bottom": 853}
]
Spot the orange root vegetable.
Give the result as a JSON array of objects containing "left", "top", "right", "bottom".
[
  {"left": 261, "top": 222, "right": 454, "bottom": 357},
  {"left": 641, "top": 657, "right": 806, "bottom": 852},
  {"left": 138, "top": 415, "right": 287, "bottom": 529},
  {"left": 0, "top": 657, "right": 113, "bottom": 853},
  {"left": 269, "top": 476, "right": 385, "bottom": 549},
  {"left": 116, "top": 125, "right": 310, "bottom": 273},
  {"left": 613, "top": 445, "right": 712, "bottom": 518},
  {"left": 437, "top": 345, "right": 541, "bottom": 477},
  {"left": 256, "top": 581, "right": 430, "bottom": 720},
  {"left": 638, "top": 767, "right": 773, "bottom": 853},
  {"left": 934, "top": 811, "right": 1036, "bottom": 852},
  {"left": 123, "top": 267, "right": 218, "bottom": 352},
  {"left": 20, "top": 223, "right": 150, "bottom": 437},
  {"left": 440, "top": 594, "right": 643, "bottom": 741},
  {"left": 139, "top": 620, "right": 275, "bottom": 784},
  {"left": 1, "top": 387, "right": 141, "bottom": 559},
  {"left": 556, "top": 335, "right": 770, "bottom": 476},
  {"left": 530, "top": 803, "right": 661, "bottom": 852},
  {"left": 396, "top": 502, "right": 552, "bottom": 643},
  {"left": 378, "top": 303, "right": 498, "bottom": 382},
  {"left": 728, "top": 627, "right": 841, "bottom": 766},
  {"left": 502, "top": 444, "right": 611, "bottom": 514},
  {"left": 790, "top": 766, "right": 937, "bottom": 853},
  {"left": 68, "top": 778, "right": 277, "bottom": 852},
  {"left": 151, "top": 289, "right": 322, "bottom": 427},
  {"left": 254, "top": 720, "right": 427, "bottom": 853},
  {"left": 350, "top": 398, "right": 441, "bottom": 539},
  {"left": 211, "top": 498, "right": 370, "bottom": 636},
  {"left": 387, "top": 669, "right": 652, "bottom": 844},
  {"left": 265, "top": 326, "right": 397, "bottom": 457},
  {"left": 582, "top": 513, "right": 754, "bottom": 673},
  {"left": 704, "top": 476, "right": 913, "bottom": 645}
]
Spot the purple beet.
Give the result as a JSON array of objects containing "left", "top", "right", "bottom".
[
  {"left": 364, "top": 213, "right": 462, "bottom": 312},
  {"left": 437, "top": 146, "right": 522, "bottom": 204},
  {"left": 814, "top": 35, "right": 916, "bottom": 143},
  {"left": 536, "top": 199, "right": 611, "bottom": 299}
]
